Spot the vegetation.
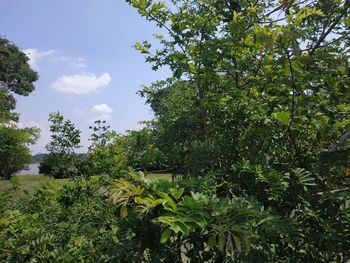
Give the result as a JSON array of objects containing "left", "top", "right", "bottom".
[
  {"left": 0, "top": 126, "right": 39, "bottom": 179},
  {"left": 39, "top": 112, "right": 82, "bottom": 178},
  {"left": 1, "top": 0, "right": 350, "bottom": 262},
  {"left": 0, "top": 37, "right": 40, "bottom": 179},
  {"left": 0, "top": 38, "right": 38, "bottom": 121}
]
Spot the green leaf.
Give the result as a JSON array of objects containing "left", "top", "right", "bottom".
[
  {"left": 272, "top": 111, "right": 290, "bottom": 125},
  {"left": 170, "top": 187, "right": 184, "bottom": 200},
  {"left": 160, "top": 227, "right": 172, "bottom": 243},
  {"left": 233, "top": 235, "right": 242, "bottom": 253},
  {"left": 120, "top": 206, "right": 128, "bottom": 218}
]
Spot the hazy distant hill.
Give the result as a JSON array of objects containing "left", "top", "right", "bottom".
[{"left": 32, "top": 153, "right": 87, "bottom": 163}]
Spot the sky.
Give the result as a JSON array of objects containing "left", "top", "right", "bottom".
[{"left": 0, "top": 0, "right": 170, "bottom": 153}]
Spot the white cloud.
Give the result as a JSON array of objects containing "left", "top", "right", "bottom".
[
  {"left": 23, "top": 48, "right": 87, "bottom": 69},
  {"left": 49, "top": 56, "right": 87, "bottom": 68},
  {"left": 91, "top": 103, "right": 113, "bottom": 114},
  {"left": 17, "top": 120, "right": 51, "bottom": 154},
  {"left": 23, "top": 49, "right": 55, "bottom": 69},
  {"left": 51, "top": 73, "right": 111, "bottom": 95}
]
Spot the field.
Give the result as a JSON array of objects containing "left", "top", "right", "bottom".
[{"left": 0, "top": 173, "right": 172, "bottom": 198}]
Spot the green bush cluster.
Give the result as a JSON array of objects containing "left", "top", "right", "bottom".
[{"left": 0, "top": 177, "right": 121, "bottom": 262}]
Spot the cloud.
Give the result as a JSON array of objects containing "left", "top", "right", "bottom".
[
  {"left": 17, "top": 120, "right": 51, "bottom": 153},
  {"left": 23, "top": 49, "right": 87, "bottom": 69},
  {"left": 51, "top": 73, "right": 111, "bottom": 95},
  {"left": 89, "top": 104, "right": 113, "bottom": 122},
  {"left": 95, "top": 114, "right": 112, "bottom": 121},
  {"left": 23, "top": 49, "right": 55, "bottom": 69},
  {"left": 49, "top": 56, "right": 87, "bottom": 68},
  {"left": 91, "top": 103, "right": 113, "bottom": 114}
]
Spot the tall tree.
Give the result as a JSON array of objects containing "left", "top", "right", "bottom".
[
  {"left": 125, "top": 0, "right": 350, "bottom": 260},
  {"left": 39, "top": 112, "right": 81, "bottom": 178},
  {"left": 0, "top": 37, "right": 40, "bottom": 179},
  {"left": 0, "top": 37, "right": 38, "bottom": 120}
]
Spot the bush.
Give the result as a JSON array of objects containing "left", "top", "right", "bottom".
[
  {"left": 39, "top": 153, "right": 79, "bottom": 179},
  {"left": 0, "top": 177, "right": 122, "bottom": 262}
]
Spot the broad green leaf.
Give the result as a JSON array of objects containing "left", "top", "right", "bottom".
[{"left": 272, "top": 111, "right": 290, "bottom": 125}]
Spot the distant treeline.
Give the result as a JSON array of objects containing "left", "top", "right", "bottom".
[{"left": 32, "top": 153, "right": 87, "bottom": 163}]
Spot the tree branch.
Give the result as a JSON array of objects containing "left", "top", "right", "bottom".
[
  {"left": 328, "top": 130, "right": 350, "bottom": 151},
  {"left": 316, "top": 187, "right": 350, "bottom": 196},
  {"left": 309, "top": 0, "right": 350, "bottom": 55}
]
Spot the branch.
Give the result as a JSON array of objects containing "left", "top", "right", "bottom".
[
  {"left": 328, "top": 130, "right": 350, "bottom": 151},
  {"left": 309, "top": 0, "right": 350, "bottom": 55},
  {"left": 316, "top": 187, "right": 350, "bottom": 196},
  {"left": 301, "top": 31, "right": 350, "bottom": 53},
  {"left": 285, "top": 48, "right": 303, "bottom": 166}
]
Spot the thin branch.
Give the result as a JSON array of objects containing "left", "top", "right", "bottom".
[
  {"left": 285, "top": 48, "right": 303, "bottom": 166},
  {"left": 316, "top": 187, "right": 350, "bottom": 196},
  {"left": 301, "top": 32, "right": 350, "bottom": 53},
  {"left": 309, "top": 0, "right": 350, "bottom": 55},
  {"left": 328, "top": 130, "right": 350, "bottom": 151}
]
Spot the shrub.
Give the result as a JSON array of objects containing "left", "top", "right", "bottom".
[{"left": 39, "top": 153, "right": 79, "bottom": 179}]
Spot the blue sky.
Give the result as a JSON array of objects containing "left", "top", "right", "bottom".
[{"left": 0, "top": 0, "right": 169, "bottom": 153}]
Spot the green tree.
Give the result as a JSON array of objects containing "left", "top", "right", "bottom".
[
  {"left": 46, "top": 112, "right": 81, "bottom": 154},
  {"left": 0, "top": 37, "right": 40, "bottom": 179},
  {"left": 124, "top": 0, "right": 350, "bottom": 261},
  {"left": 85, "top": 120, "right": 128, "bottom": 176},
  {"left": 39, "top": 112, "right": 81, "bottom": 178},
  {"left": 0, "top": 125, "right": 39, "bottom": 179},
  {"left": 0, "top": 37, "right": 38, "bottom": 121}
]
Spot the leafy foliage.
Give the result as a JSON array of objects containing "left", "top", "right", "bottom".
[
  {"left": 0, "top": 177, "right": 123, "bottom": 262},
  {"left": 0, "top": 37, "right": 40, "bottom": 179},
  {"left": 2, "top": 0, "right": 350, "bottom": 261},
  {"left": 117, "top": 0, "right": 350, "bottom": 261},
  {"left": 107, "top": 166, "right": 349, "bottom": 261},
  {"left": 0, "top": 126, "right": 39, "bottom": 179},
  {"left": 39, "top": 112, "right": 82, "bottom": 178},
  {"left": 0, "top": 37, "right": 38, "bottom": 117}
]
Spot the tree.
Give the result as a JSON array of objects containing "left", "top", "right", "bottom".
[
  {"left": 46, "top": 112, "right": 81, "bottom": 154},
  {"left": 85, "top": 120, "right": 128, "bottom": 176},
  {"left": 0, "top": 37, "right": 40, "bottom": 179},
  {"left": 129, "top": 0, "right": 350, "bottom": 174},
  {"left": 39, "top": 112, "right": 81, "bottom": 178},
  {"left": 0, "top": 37, "right": 39, "bottom": 121},
  {"left": 86, "top": 120, "right": 166, "bottom": 177},
  {"left": 123, "top": 0, "right": 350, "bottom": 261},
  {"left": 0, "top": 125, "right": 39, "bottom": 179}
]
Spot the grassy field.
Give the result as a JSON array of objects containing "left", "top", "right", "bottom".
[
  {"left": 0, "top": 174, "right": 68, "bottom": 199},
  {"left": 0, "top": 173, "right": 172, "bottom": 198}
]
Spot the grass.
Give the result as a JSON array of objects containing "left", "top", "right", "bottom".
[
  {"left": 0, "top": 173, "right": 173, "bottom": 199},
  {"left": 0, "top": 174, "right": 68, "bottom": 199},
  {"left": 146, "top": 173, "right": 173, "bottom": 182}
]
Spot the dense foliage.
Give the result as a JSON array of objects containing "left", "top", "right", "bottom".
[
  {"left": 0, "top": 37, "right": 38, "bottom": 121},
  {"left": 0, "top": 37, "right": 40, "bottom": 179},
  {"left": 86, "top": 120, "right": 167, "bottom": 176},
  {"left": 39, "top": 112, "right": 82, "bottom": 178},
  {"left": 0, "top": 177, "right": 122, "bottom": 262},
  {"left": 0, "top": 126, "right": 39, "bottom": 179},
  {"left": 1, "top": 0, "right": 350, "bottom": 262},
  {"left": 119, "top": 0, "right": 350, "bottom": 261}
]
